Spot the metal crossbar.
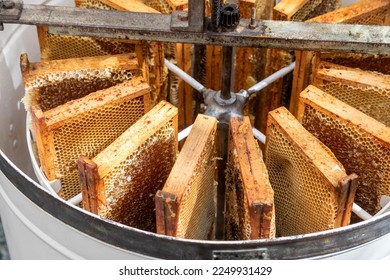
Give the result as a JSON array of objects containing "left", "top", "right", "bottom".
[{"left": 0, "top": 1, "right": 389, "bottom": 54}]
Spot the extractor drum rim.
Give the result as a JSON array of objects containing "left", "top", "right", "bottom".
[{"left": 1, "top": 151, "right": 389, "bottom": 259}]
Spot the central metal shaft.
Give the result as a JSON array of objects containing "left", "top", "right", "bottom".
[
  {"left": 220, "top": 46, "right": 235, "bottom": 100},
  {"left": 216, "top": 43, "right": 236, "bottom": 239}
]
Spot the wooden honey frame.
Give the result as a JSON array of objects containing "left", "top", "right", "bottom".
[
  {"left": 78, "top": 101, "right": 178, "bottom": 231},
  {"left": 313, "top": 61, "right": 390, "bottom": 88},
  {"left": 312, "top": 61, "right": 390, "bottom": 122},
  {"left": 236, "top": 0, "right": 274, "bottom": 127},
  {"left": 297, "top": 85, "right": 390, "bottom": 216},
  {"left": 155, "top": 114, "right": 218, "bottom": 239},
  {"left": 226, "top": 116, "right": 275, "bottom": 240},
  {"left": 290, "top": 0, "right": 390, "bottom": 116},
  {"left": 86, "top": 0, "right": 161, "bottom": 12},
  {"left": 296, "top": 86, "right": 390, "bottom": 154},
  {"left": 166, "top": 0, "right": 188, "bottom": 10},
  {"left": 175, "top": 43, "right": 195, "bottom": 130},
  {"left": 21, "top": 53, "right": 149, "bottom": 200},
  {"left": 265, "top": 106, "right": 357, "bottom": 235},
  {"left": 31, "top": 80, "right": 150, "bottom": 181},
  {"left": 272, "top": 0, "right": 312, "bottom": 21},
  {"left": 21, "top": 52, "right": 145, "bottom": 114}
]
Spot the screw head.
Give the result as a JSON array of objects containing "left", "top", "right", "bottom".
[{"left": 1, "top": 1, "right": 15, "bottom": 9}]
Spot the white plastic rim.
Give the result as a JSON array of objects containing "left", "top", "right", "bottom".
[{"left": 1, "top": 0, "right": 390, "bottom": 260}]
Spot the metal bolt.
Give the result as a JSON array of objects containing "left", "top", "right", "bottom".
[
  {"left": 1, "top": 0, "right": 15, "bottom": 9},
  {"left": 177, "top": 13, "right": 188, "bottom": 22},
  {"left": 249, "top": 7, "right": 257, "bottom": 29}
]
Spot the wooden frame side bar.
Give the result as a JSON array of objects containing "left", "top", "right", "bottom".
[
  {"left": 155, "top": 190, "right": 179, "bottom": 236},
  {"left": 78, "top": 156, "right": 100, "bottom": 214},
  {"left": 336, "top": 173, "right": 359, "bottom": 227}
]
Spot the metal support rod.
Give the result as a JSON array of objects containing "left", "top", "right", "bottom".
[
  {"left": 164, "top": 59, "right": 205, "bottom": 92},
  {"left": 352, "top": 203, "right": 372, "bottom": 221},
  {"left": 220, "top": 46, "right": 234, "bottom": 100},
  {"left": 215, "top": 45, "right": 236, "bottom": 239},
  {"left": 67, "top": 193, "right": 82, "bottom": 205},
  {"left": 178, "top": 125, "right": 193, "bottom": 142},
  {"left": 252, "top": 128, "right": 266, "bottom": 144},
  {"left": 248, "top": 62, "right": 296, "bottom": 95}
]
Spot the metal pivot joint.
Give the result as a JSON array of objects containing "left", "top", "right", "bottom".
[{"left": 202, "top": 88, "right": 248, "bottom": 125}]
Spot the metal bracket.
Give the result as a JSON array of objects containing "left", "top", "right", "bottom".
[
  {"left": 0, "top": 0, "right": 22, "bottom": 30},
  {"left": 171, "top": 0, "right": 205, "bottom": 33},
  {"left": 170, "top": 11, "right": 191, "bottom": 32}
]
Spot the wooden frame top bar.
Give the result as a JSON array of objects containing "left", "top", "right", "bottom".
[{"left": 297, "top": 85, "right": 390, "bottom": 148}]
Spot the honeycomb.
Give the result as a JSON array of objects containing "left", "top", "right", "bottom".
[
  {"left": 291, "top": 0, "right": 341, "bottom": 21},
  {"left": 76, "top": 0, "right": 111, "bottom": 9},
  {"left": 21, "top": 53, "right": 142, "bottom": 111},
  {"left": 315, "top": 53, "right": 390, "bottom": 75},
  {"left": 38, "top": 0, "right": 136, "bottom": 61},
  {"left": 307, "top": 0, "right": 390, "bottom": 25},
  {"left": 344, "top": 9, "right": 387, "bottom": 25},
  {"left": 84, "top": 101, "right": 178, "bottom": 232},
  {"left": 273, "top": 0, "right": 341, "bottom": 21},
  {"left": 313, "top": 62, "right": 390, "bottom": 126},
  {"left": 32, "top": 79, "right": 150, "bottom": 201},
  {"left": 225, "top": 117, "right": 275, "bottom": 240},
  {"left": 38, "top": 0, "right": 134, "bottom": 61},
  {"left": 22, "top": 52, "right": 148, "bottom": 201},
  {"left": 298, "top": 86, "right": 390, "bottom": 216},
  {"left": 39, "top": 31, "right": 137, "bottom": 61},
  {"left": 265, "top": 107, "right": 349, "bottom": 237},
  {"left": 21, "top": 50, "right": 149, "bottom": 199},
  {"left": 142, "top": 0, "right": 172, "bottom": 13},
  {"left": 156, "top": 114, "right": 218, "bottom": 239}
]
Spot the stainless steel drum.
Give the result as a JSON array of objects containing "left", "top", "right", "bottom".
[{"left": 1, "top": 0, "right": 389, "bottom": 259}]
